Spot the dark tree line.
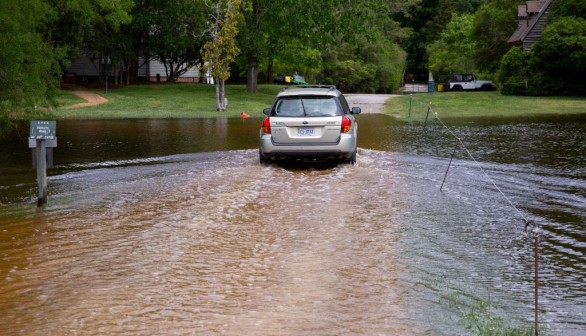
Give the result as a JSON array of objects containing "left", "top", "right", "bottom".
[{"left": 1, "top": 0, "right": 584, "bottom": 136}]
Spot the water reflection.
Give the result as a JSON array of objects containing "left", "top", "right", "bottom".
[{"left": 0, "top": 115, "right": 585, "bottom": 335}]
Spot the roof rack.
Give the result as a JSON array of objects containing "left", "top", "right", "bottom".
[{"left": 280, "top": 84, "right": 337, "bottom": 92}]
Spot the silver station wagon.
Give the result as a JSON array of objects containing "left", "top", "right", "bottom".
[{"left": 259, "top": 85, "right": 361, "bottom": 164}]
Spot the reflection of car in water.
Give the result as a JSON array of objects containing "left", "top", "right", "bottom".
[
  {"left": 259, "top": 85, "right": 361, "bottom": 164},
  {"left": 273, "top": 73, "right": 308, "bottom": 85},
  {"left": 447, "top": 73, "right": 496, "bottom": 91}
]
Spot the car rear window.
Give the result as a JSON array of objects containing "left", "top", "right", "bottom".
[{"left": 272, "top": 96, "right": 340, "bottom": 117}]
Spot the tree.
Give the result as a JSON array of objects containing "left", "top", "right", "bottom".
[
  {"left": 237, "top": 0, "right": 264, "bottom": 92},
  {"left": 499, "top": 46, "right": 530, "bottom": 95},
  {"left": 0, "top": 0, "right": 59, "bottom": 137},
  {"left": 471, "top": 0, "right": 519, "bottom": 73},
  {"left": 203, "top": 0, "right": 242, "bottom": 111},
  {"left": 499, "top": 1, "right": 586, "bottom": 96},
  {"left": 0, "top": 0, "right": 137, "bottom": 137},
  {"left": 88, "top": 0, "right": 134, "bottom": 85},
  {"left": 451, "top": 0, "right": 484, "bottom": 14},
  {"left": 551, "top": 0, "right": 586, "bottom": 19},
  {"left": 47, "top": 0, "right": 134, "bottom": 83},
  {"left": 318, "top": 0, "right": 408, "bottom": 92},
  {"left": 237, "top": 0, "right": 317, "bottom": 92},
  {"left": 529, "top": 17, "right": 586, "bottom": 95},
  {"left": 132, "top": 0, "right": 208, "bottom": 82},
  {"left": 393, "top": 0, "right": 450, "bottom": 76},
  {"left": 235, "top": 0, "right": 412, "bottom": 92},
  {"left": 427, "top": 14, "right": 477, "bottom": 77}
]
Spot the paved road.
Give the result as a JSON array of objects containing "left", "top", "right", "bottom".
[{"left": 345, "top": 94, "right": 399, "bottom": 114}]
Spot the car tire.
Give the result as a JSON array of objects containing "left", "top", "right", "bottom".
[
  {"left": 349, "top": 150, "right": 357, "bottom": 165},
  {"left": 259, "top": 150, "right": 270, "bottom": 164},
  {"left": 452, "top": 85, "right": 463, "bottom": 91}
]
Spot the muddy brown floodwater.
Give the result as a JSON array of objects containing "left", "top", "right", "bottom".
[{"left": 0, "top": 114, "right": 585, "bottom": 335}]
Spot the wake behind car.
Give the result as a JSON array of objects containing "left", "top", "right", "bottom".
[{"left": 259, "top": 85, "right": 361, "bottom": 164}]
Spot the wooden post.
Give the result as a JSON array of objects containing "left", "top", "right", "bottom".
[{"left": 409, "top": 94, "right": 412, "bottom": 118}]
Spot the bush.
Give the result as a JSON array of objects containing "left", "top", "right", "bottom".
[
  {"left": 528, "top": 17, "right": 586, "bottom": 96},
  {"left": 499, "top": 47, "right": 529, "bottom": 95}
]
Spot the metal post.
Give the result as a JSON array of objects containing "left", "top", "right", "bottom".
[
  {"left": 423, "top": 105, "right": 431, "bottom": 131},
  {"left": 440, "top": 139, "right": 459, "bottom": 191},
  {"left": 525, "top": 221, "right": 539, "bottom": 336},
  {"left": 534, "top": 232, "right": 539, "bottom": 336},
  {"left": 434, "top": 114, "right": 439, "bottom": 155},
  {"left": 36, "top": 139, "right": 47, "bottom": 207}
]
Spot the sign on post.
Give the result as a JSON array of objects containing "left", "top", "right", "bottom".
[
  {"left": 30, "top": 120, "right": 56, "bottom": 140},
  {"left": 30, "top": 120, "right": 57, "bottom": 207}
]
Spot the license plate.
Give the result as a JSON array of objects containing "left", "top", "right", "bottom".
[{"left": 297, "top": 127, "right": 314, "bottom": 136}]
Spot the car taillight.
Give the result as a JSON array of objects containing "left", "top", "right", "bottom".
[
  {"left": 341, "top": 116, "right": 351, "bottom": 133},
  {"left": 262, "top": 117, "right": 271, "bottom": 134}
]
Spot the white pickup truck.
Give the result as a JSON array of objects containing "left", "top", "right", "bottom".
[{"left": 448, "top": 73, "right": 496, "bottom": 91}]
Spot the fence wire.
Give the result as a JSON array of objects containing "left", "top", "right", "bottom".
[{"left": 406, "top": 95, "right": 542, "bottom": 335}]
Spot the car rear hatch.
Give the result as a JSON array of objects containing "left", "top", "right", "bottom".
[
  {"left": 269, "top": 95, "right": 343, "bottom": 145},
  {"left": 269, "top": 116, "right": 342, "bottom": 144}
]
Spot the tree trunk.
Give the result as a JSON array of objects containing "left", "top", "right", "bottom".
[
  {"left": 215, "top": 78, "right": 228, "bottom": 111},
  {"left": 126, "top": 58, "right": 131, "bottom": 85},
  {"left": 221, "top": 80, "right": 227, "bottom": 110},
  {"left": 267, "top": 58, "right": 274, "bottom": 84},
  {"left": 167, "top": 62, "right": 175, "bottom": 82},
  {"left": 215, "top": 79, "right": 221, "bottom": 111},
  {"left": 246, "top": 60, "right": 258, "bottom": 93}
]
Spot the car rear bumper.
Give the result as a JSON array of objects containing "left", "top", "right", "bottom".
[{"left": 260, "top": 134, "right": 356, "bottom": 159}]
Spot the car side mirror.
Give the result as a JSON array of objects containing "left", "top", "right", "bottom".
[
  {"left": 263, "top": 108, "right": 271, "bottom": 116},
  {"left": 351, "top": 107, "right": 361, "bottom": 115}
]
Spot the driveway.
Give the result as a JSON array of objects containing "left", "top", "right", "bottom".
[{"left": 345, "top": 94, "right": 398, "bottom": 114}]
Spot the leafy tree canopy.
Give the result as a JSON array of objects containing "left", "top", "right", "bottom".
[
  {"left": 427, "top": 14, "right": 477, "bottom": 77},
  {"left": 0, "top": 0, "right": 59, "bottom": 136},
  {"left": 551, "top": 0, "right": 586, "bottom": 20},
  {"left": 471, "top": 0, "right": 520, "bottom": 73}
]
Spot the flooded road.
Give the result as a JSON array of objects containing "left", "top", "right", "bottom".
[{"left": 0, "top": 115, "right": 585, "bottom": 335}]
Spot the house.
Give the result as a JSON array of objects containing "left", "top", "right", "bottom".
[
  {"left": 508, "top": 0, "right": 554, "bottom": 51},
  {"left": 65, "top": 55, "right": 205, "bottom": 83},
  {"left": 147, "top": 60, "right": 202, "bottom": 83}
]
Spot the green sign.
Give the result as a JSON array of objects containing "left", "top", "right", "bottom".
[{"left": 30, "top": 120, "right": 56, "bottom": 140}]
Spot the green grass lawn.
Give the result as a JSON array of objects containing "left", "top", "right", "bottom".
[
  {"left": 54, "top": 84, "right": 586, "bottom": 120},
  {"left": 54, "top": 89, "right": 87, "bottom": 106},
  {"left": 55, "top": 84, "right": 281, "bottom": 119},
  {"left": 386, "top": 91, "right": 586, "bottom": 120}
]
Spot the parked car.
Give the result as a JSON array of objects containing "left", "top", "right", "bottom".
[
  {"left": 448, "top": 73, "right": 496, "bottom": 91},
  {"left": 259, "top": 85, "right": 361, "bottom": 164}
]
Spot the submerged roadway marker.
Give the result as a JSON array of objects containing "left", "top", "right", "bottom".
[{"left": 29, "top": 120, "right": 57, "bottom": 207}]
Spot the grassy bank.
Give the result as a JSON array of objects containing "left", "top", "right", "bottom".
[
  {"left": 55, "top": 84, "right": 586, "bottom": 119},
  {"left": 385, "top": 91, "right": 586, "bottom": 120},
  {"left": 55, "top": 89, "right": 86, "bottom": 106},
  {"left": 55, "top": 84, "right": 280, "bottom": 119}
]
